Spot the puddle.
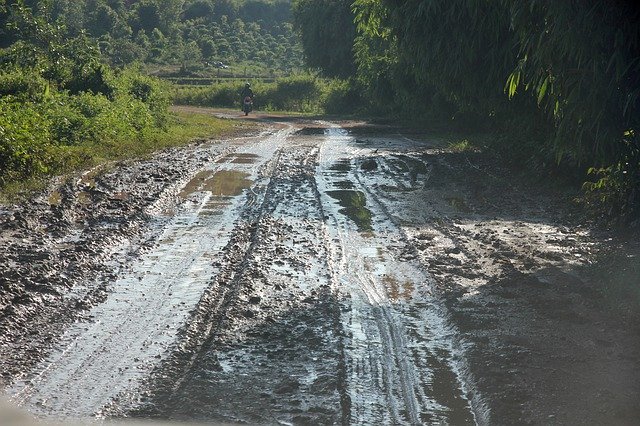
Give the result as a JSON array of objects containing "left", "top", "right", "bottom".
[
  {"left": 329, "top": 160, "right": 351, "bottom": 174},
  {"left": 231, "top": 153, "right": 259, "bottom": 164},
  {"left": 324, "top": 128, "right": 349, "bottom": 137},
  {"left": 326, "top": 190, "right": 373, "bottom": 232},
  {"left": 334, "top": 181, "right": 354, "bottom": 190},
  {"left": 346, "top": 125, "right": 401, "bottom": 136},
  {"left": 180, "top": 170, "right": 253, "bottom": 198},
  {"left": 296, "top": 127, "right": 326, "bottom": 135},
  {"left": 419, "top": 347, "right": 476, "bottom": 425},
  {"left": 217, "top": 153, "right": 260, "bottom": 164}
]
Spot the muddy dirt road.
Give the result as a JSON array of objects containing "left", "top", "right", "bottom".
[{"left": 1, "top": 114, "right": 639, "bottom": 425}]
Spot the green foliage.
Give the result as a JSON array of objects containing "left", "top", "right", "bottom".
[
  {"left": 0, "top": 68, "right": 49, "bottom": 100},
  {"left": 0, "top": 99, "right": 53, "bottom": 184},
  {"left": 173, "top": 73, "right": 358, "bottom": 114},
  {"left": 582, "top": 131, "right": 640, "bottom": 222},
  {"left": 14, "top": 0, "right": 305, "bottom": 75},
  {"left": 0, "top": 1, "right": 174, "bottom": 188},
  {"left": 321, "top": 78, "right": 362, "bottom": 115},
  {"left": 341, "top": 0, "right": 640, "bottom": 222},
  {"left": 292, "top": 0, "right": 356, "bottom": 78}
]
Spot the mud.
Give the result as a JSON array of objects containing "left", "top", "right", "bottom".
[{"left": 1, "top": 115, "right": 639, "bottom": 425}]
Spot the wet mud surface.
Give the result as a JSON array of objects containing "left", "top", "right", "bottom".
[{"left": 1, "top": 115, "right": 639, "bottom": 425}]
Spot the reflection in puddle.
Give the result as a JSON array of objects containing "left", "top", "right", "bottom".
[
  {"left": 329, "top": 160, "right": 351, "bottom": 174},
  {"left": 217, "top": 153, "right": 260, "bottom": 164},
  {"left": 334, "top": 180, "right": 355, "bottom": 189},
  {"left": 180, "top": 170, "right": 253, "bottom": 199},
  {"left": 420, "top": 347, "right": 476, "bottom": 425},
  {"left": 327, "top": 190, "right": 373, "bottom": 232}
]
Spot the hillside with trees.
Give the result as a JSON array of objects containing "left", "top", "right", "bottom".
[{"left": 2, "top": 0, "right": 303, "bottom": 77}]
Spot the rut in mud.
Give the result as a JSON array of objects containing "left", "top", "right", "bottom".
[{"left": 1, "top": 116, "right": 639, "bottom": 425}]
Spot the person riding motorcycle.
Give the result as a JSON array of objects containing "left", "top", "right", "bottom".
[{"left": 240, "top": 83, "right": 254, "bottom": 111}]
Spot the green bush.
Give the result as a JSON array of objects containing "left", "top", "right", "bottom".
[
  {"left": 116, "top": 69, "right": 171, "bottom": 127},
  {"left": 0, "top": 68, "right": 49, "bottom": 101},
  {"left": 320, "top": 78, "right": 362, "bottom": 115},
  {"left": 0, "top": 100, "right": 53, "bottom": 184},
  {"left": 65, "top": 61, "right": 114, "bottom": 98},
  {"left": 269, "top": 75, "right": 322, "bottom": 111}
]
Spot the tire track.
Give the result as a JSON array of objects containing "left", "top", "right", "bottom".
[
  {"left": 318, "top": 122, "right": 481, "bottom": 425},
  {"left": 7, "top": 127, "right": 292, "bottom": 420}
]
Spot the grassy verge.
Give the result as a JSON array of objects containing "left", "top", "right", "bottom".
[{"left": 0, "top": 110, "right": 253, "bottom": 203}]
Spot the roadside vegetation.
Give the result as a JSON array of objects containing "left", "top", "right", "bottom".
[
  {"left": 293, "top": 0, "right": 640, "bottom": 224},
  {"left": 173, "top": 74, "right": 356, "bottom": 113},
  {"left": 0, "top": 2, "right": 242, "bottom": 198}
]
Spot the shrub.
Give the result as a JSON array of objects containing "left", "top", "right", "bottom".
[
  {"left": 114, "top": 68, "right": 171, "bottom": 127},
  {"left": 0, "top": 100, "right": 53, "bottom": 184},
  {"left": 0, "top": 68, "right": 49, "bottom": 101}
]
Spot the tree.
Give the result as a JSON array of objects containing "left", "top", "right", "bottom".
[
  {"left": 132, "top": 0, "right": 161, "bottom": 34},
  {"left": 89, "top": 3, "right": 119, "bottom": 37},
  {"left": 292, "top": 0, "right": 356, "bottom": 78},
  {"left": 184, "top": 0, "right": 213, "bottom": 21}
]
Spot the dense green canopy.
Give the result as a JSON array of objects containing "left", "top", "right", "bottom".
[{"left": 293, "top": 0, "right": 640, "bottom": 221}]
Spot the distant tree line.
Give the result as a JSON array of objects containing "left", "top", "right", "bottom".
[
  {"left": 1, "top": 0, "right": 303, "bottom": 74},
  {"left": 293, "top": 0, "right": 640, "bottom": 223}
]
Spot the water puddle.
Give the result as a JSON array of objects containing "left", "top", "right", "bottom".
[
  {"left": 180, "top": 170, "right": 253, "bottom": 199},
  {"left": 324, "top": 128, "right": 349, "bottom": 137},
  {"left": 334, "top": 180, "right": 354, "bottom": 190},
  {"left": 326, "top": 190, "right": 373, "bottom": 232},
  {"left": 231, "top": 153, "right": 259, "bottom": 164},
  {"left": 419, "top": 347, "right": 476, "bottom": 425},
  {"left": 217, "top": 153, "right": 260, "bottom": 164},
  {"left": 296, "top": 127, "right": 326, "bottom": 135},
  {"left": 329, "top": 160, "right": 351, "bottom": 174}
]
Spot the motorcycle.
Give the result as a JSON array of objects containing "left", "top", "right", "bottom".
[{"left": 242, "top": 96, "right": 253, "bottom": 116}]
